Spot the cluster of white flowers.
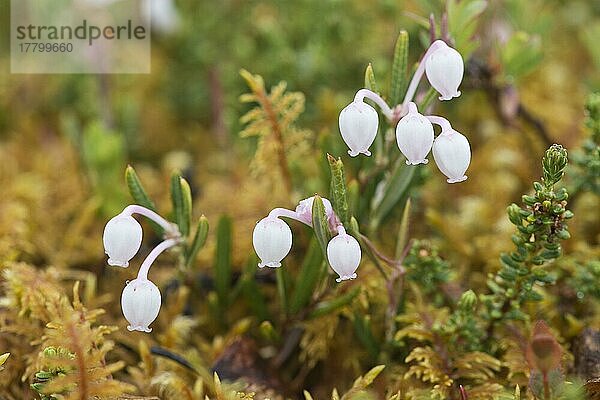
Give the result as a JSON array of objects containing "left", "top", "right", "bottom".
[
  {"left": 103, "top": 205, "right": 181, "bottom": 333},
  {"left": 339, "top": 40, "right": 471, "bottom": 183},
  {"left": 253, "top": 196, "right": 362, "bottom": 283},
  {"left": 103, "top": 40, "right": 472, "bottom": 335}
]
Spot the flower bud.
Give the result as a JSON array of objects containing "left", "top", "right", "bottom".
[
  {"left": 432, "top": 129, "right": 471, "bottom": 183},
  {"left": 425, "top": 41, "right": 464, "bottom": 101},
  {"left": 121, "top": 278, "right": 161, "bottom": 333},
  {"left": 339, "top": 101, "right": 379, "bottom": 157},
  {"left": 458, "top": 289, "right": 478, "bottom": 312},
  {"left": 253, "top": 216, "right": 293, "bottom": 268},
  {"left": 103, "top": 214, "right": 143, "bottom": 267},
  {"left": 295, "top": 196, "right": 338, "bottom": 229},
  {"left": 396, "top": 103, "right": 434, "bottom": 165},
  {"left": 327, "top": 227, "right": 361, "bottom": 282}
]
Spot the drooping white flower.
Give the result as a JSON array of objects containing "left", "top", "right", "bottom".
[
  {"left": 396, "top": 102, "right": 434, "bottom": 165},
  {"left": 103, "top": 214, "right": 143, "bottom": 267},
  {"left": 425, "top": 41, "right": 464, "bottom": 101},
  {"left": 327, "top": 226, "right": 361, "bottom": 283},
  {"left": 253, "top": 216, "right": 293, "bottom": 268},
  {"left": 432, "top": 129, "right": 471, "bottom": 183},
  {"left": 339, "top": 101, "right": 379, "bottom": 157},
  {"left": 121, "top": 278, "right": 161, "bottom": 333}
]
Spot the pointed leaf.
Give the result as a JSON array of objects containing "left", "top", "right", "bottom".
[
  {"left": 0, "top": 353, "right": 9, "bottom": 368},
  {"left": 170, "top": 172, "right": 187, "bottom": 236},
  {"left": 125, "top": 165, "right": 156, "bottom": 211},
  {"left": 276, "top": 267, "right": 290, "bottom": 316},
  {"left": 371, "top": 161, "right": 416, "bottom": 229},
  {"left": 328, "top": 154, "right": 350, "bottom": 227},
  {"left": 418, "top": 87, "right": 437, "bottom": 111},
  {"left": 347, "top": 179, "right": 360, "bottom": 217},
  {"left": 390, "top": 30, "right": 409, "bottom": 106},
  {"left": 309, "top": 287, "right": 360, "bottom": 319},
  {"left": 125, "top": 165, "right": 163, "bottom": 234},
  {"left": 214, "top": 216, "right": 232, "bottom": 309},
  {"left": 361, "top": 365, "right": 385, "bottom": 386},
  {"left": 395, "top": 198, "right": 411, "bottom": 259},
  {"left": 364, "top": 63, "right": 379, "bottom": 94},
  {"left": 290, "top": 239, "right": 325, "bottom": 314},
  {"left": 180, "top": 177, "right": 193, "bottom": 237},
  {"left": 312, "top": 195, "right": 332, "bottom": 261},
  {"left": 241, "top": 256, "right": 271, "bottom": 321},
  {"left": 352, "top": 313, "right": 380, "bottom": 359},
  {"left": 186, "top": 215, "right": 209, "bottom": 269}
]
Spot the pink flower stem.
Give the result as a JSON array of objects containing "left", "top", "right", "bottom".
[
  {"left": 121, "top": 205, "right": 180, "bottom": 236},
  {"left": 354, "top": 89, "right": 394, "bottom": 120},
  {"left": 425, "top": 115, "right": 453, "bottom": 133},
  {"left": 401, "top": 40, "right": 446, "bottom": 111},
  {"left": 407, "top": 102, "right": 418, "bottom": 114},
  {"left": 268, "top": 208, "right": 312, "bottom": 227},
  {"left": 137, "top": 238, "right": 181, "bottom": 280}
]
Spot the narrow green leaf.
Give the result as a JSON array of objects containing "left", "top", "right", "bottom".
[
  {"left": 179, "top": 177, "right": 193, "bottom": 237},
  {"left": 390, "top": 30, "right": 409, "bottom": 106},
  {"left": 395, "top": 198, "right": 411, "bottom": 259},
  {"left": 328, "top": 154, "right": 350, "bottom": 227},
  {"left": 312, "top": 195, "right": 332, "bottom": 261},
  {"left": 276, "top": 267, "right": 289, "bottom": 316},
  {"left": 125, "top": 165, "right": 163, "bottom": 234},
  {"left": 347, "top": 179, "right": 360, "bottom": 217},
  {"left": 125, "top": 165, "right": 156, "bottom": 212},
  {"left": 309, "top": 287, "right": 360, "bottom": 319},
  {"left": 289, "top": 239, "right": 325, "bottom": 314},
  {"left": 170, "top": 172, "right": 186, "bottom": 236},
  {"left": 448, "top": 0, "right": 487, "bottom": 56},
  {"left": 303, "top": 391, "right": 314, "bottom": 400},
  {"left": 371, "top": 161, "right": 416, "bottom": 229},
  {"left": 241, "top": 256, "right": 270, "bottom": 321},
  {"left": 418, "top": 87, "right": 437, "bottom": 111},
  {"left": 364, "top": 63, "right": 379, "bottom": 94},
  {"left": 214, "top": 216, "right": 232, "bottom": 309},
  {"left": 352, "top": 313, "right": 380, "bottom": 359},
  {"left": 185, "top": 215, "right": 209, "bottom": 269}
]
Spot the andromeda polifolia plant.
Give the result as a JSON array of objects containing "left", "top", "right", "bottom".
[
  {"left": 102, "top": 166, "right": 209, "bottom": 333},
  {"left": 338, "top": 39, "right": 471, "bottom": 183},
  {"left": 252, "top": 195, "right": 362, "bottom": 283}
]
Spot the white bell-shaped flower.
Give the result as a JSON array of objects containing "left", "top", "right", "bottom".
[
  {"left": 339, "top": 101, "right": 379, "bottom": 157},
  {"left": 253, "top": 216, "right": 293, "bottom": 268},
  {"left": 121, "top": 278, "right": 161, "bottom": 333},
  {"left": 432, "top": 129, "right": 471, "bottom": 183},
  {"left": 396, "top": 103, "right": 434, "bottom": 165},
  {"left": 425, "top": 41, "right": 464, "bottom": 101},
  {"left": 103, "top": 214, "right": 143, "bottom": 267},
  {"left": 327, "top": 226, "right": 361, "bottom": 282}
]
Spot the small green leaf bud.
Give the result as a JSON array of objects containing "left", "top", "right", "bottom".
[{"left": 458, "top": 289, "right": 478, "bottom": 311}]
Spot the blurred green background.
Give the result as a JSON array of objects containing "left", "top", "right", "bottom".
[{"left": 1, "top": 0, "right": 600, "bottom": 399}]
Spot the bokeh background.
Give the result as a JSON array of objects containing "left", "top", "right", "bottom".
[{"left": 1, "top": 0, "right": 599, "bottom": 399}]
